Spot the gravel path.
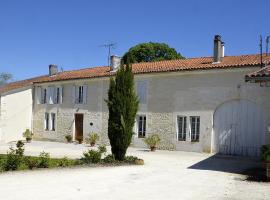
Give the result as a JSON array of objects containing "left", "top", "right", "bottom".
[{"left": 0, "top": 141, "right": 269, "bottom": 200}]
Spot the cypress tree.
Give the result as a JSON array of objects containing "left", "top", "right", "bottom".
[{"left": 106, "top": 62, "right": 139, "bottom": 161}]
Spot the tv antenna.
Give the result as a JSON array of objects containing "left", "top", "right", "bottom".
[
  {"left": 100, "top": 43, "right": 117, "bottom": 66},
  {"left": 266, "top": 36, "right": 270, "bottom": 56},
  {"left": 260, "top": 35, "right": 263, "bottom": 67}
]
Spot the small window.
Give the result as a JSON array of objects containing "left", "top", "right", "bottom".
[
  {"left": 138, "top": 115, "right": 146, "bottom": 138},
  {"left": 51, "top": 113, "right": 56, "bottom": 131},
  {"left": 44, "top": 112, "right": 49, "bottom": 131},
  {"left": 78, "top": 86, "right": 84, "bottom": 104},
  {"left": 177, "top": 116, "right": 187, "bottom": 141},
  {"left": 190, "top": 116, "right": 200, "bottom": 142}
]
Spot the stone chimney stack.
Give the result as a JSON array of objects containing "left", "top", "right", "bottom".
[
  {"left": 213, "top": 35, "right": 224, "bottom": 63},
  {"left": 49, "top": 64, "right": 58, "bottom": 76},
  {"left": 110, "top": 55, "right": 121, "bottom": 71}
]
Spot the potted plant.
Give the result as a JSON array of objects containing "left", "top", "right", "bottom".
[
  {"left": 65, "top": 135, "right": 72, "bottom": 143},
  {"left": 77, "top": 136, "right": 83, "bottom": 144},
  {"left": 86, "top": 133, "right": 100, "bottom": 147},
  {"left": 144, "top": 134, "right": 161, "bottom": 151},
  {"left": 23, "top": 129, "right": 33, "bottom": 142}
]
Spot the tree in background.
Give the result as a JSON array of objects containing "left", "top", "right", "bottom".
[
  {"left": 0, "top": 73, "right": 12, "bottom": 86},
  {"left": 106, "top": 61, "right": 139, "bottom": 161},
  {"left": 122, "top": 42, "right": 184, "bottom": 64}
]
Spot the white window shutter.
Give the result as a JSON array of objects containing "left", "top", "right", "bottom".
[
  {"left": 36, "top": 87, "right": 42, "bottom": 104},
  {"left": 59, "top": 87, "right": 63, "bottom": 104},
  {"left": 137, "top": 81, "right": 147, "bottom": 104},
  {"left": 72, "top": 86, "right": 76, "bottom": 104},
  {"left": 41, "top": 88, "right": 44, "bottom": 104},
  {"left": 83, "top": 85, "right": 88, "bottom": 104}
]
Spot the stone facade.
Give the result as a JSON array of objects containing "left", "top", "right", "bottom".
[{"left": 32, "top": 67, "right": 270, "bottom": 153}]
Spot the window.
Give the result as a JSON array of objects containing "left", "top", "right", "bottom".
[
  {"left": 137, "top": 115, "right": 146, "bottom": 138},
  {"left": 41, "top": 88, "right": 47, "bottom": 104},
  {"left": 177, "top": 116, "right": 187, "bottom": 141},
  {"left": 44, "top": 112, "right": 49, "bottom": 131},
  {"left": 74, "top": 85, "right": 87, "bottom": 104},
  {"left": 51, "top": 113, "right": 56, "bottom": 131},
  {"left": 190, "top": 116, "right": 200, "bottom": 142},
  {"left": 56, "top": 88, "right": 60, "bottom": 104},
  {"left": 78, "top": 86, "right": 84, "bottom": 104},
  {"left": 137, "top": 81, "right": 147, "bottom": 104}
]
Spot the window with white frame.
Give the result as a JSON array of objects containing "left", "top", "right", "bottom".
[
  {"left": 136, "top": 81, "right": 147, "bottom": 104},
  {"left": 44, "top": 112, "right": 49, "bottom": 131},
  {"left": 44, "top": 112, "right": 56, "bottom": 131},
  {"left": 73, "top": 85, "right": 87, "bottom": 104},
  {"left": 190, "top": 116, "right": 200, "bottom": 142},
  {"left": 177, "top": 116, "right": 187, "bottom": 141},
  {"left": 137, "top": 115, "right": 146, "bottom": 138},
  {"left": 51, "top": 113, "right": 56, "bottom": 131},
  {"left": 38, "top": 86, "right": 62, "bottom": 104}
]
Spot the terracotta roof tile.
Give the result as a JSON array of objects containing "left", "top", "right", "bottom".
[
  {"left": 0, "top": 76, "right": 48, "bottom": 94},
  {"left": 34, "top": 54, "right": 270, "bottom": 83},
  {"left": 1, "top": 54, "right": 270, "bottom": 93},
  {"left": 245, "top": 65, "right": 270, "bottom": 78}
]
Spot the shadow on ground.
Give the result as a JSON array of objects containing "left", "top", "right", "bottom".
[{"left": 188, "top": 154, "right": 261, "bottom": 174}]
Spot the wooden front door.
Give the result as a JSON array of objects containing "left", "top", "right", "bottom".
[{"left": 75, "top": 114, "right": 84, "bottom": 143}]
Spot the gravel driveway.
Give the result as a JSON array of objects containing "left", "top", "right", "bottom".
[{"left": 0, "top": 141, "right": 269, "bottom": 200}]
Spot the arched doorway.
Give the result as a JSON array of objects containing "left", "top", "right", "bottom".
[{"left": 213, "top": 99, "right": 266, "bottom": 157}]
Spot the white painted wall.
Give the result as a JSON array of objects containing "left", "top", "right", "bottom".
[{"left": 0, "top": 87, "right": 33, "bottom": 143}]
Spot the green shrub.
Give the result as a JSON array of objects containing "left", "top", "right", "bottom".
[
  {"left": 24, "top": 156, "right": 39, "bottom": 170},
  {"left": 102, "top": 154, "right": 116, "bottom": 163},
  {"left": 38, "top": 151, "right": 50, "bottom": 168},
  {"left": 81, "top": 149, "right": 101, "bottom": 164},
  {"left": 124, "top": 156, "right": 139, "bottom": 163},
  {"left": 3, "top": 148, "right": 21, "bottom": 171},
  {"left": 144, "top": 134, "right": 161, "bottom": 151},
  {"left": 261, "top": 145, "right": 270, "bottom": 162},
  {"left": 15, "top": 140, "right": 24, "bottom": 157},
  {"left": 65, "top": 135, "right": 72, "bottom": 143},
  {"left": 57, "top": 157, "right": 72, "bottom": 167},
  {"left": 86, "top": 133, "right": 99, "bottom": 146},
  {"left": 98, "top": 145, "right": 107, "bottom": 154}
]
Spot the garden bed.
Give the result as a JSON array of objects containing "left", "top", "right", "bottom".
[{"left": 0, "top": 141, "right": 143, "bottom": 173}]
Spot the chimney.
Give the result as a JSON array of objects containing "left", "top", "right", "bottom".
[
  {"left": 213, "top": 35, "right": 224, "bottom": 63},
  {"left": 110, "top": 55, "right": 121, "bottom": 71},
  {"left": 49, "top": 64, "right": 58, "bottom": 76}
]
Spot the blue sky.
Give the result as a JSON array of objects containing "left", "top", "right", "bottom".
[{"left": 0, "top": 0, "right": 269, "bottom": 81}]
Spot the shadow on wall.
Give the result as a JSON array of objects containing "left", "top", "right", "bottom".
[{"left": 188, "top": 154, "right": 261, "bottom": 174}]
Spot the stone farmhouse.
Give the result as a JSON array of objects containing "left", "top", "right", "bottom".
[{"left": 1, "top": 35, "right": 270, "bottom": 157}]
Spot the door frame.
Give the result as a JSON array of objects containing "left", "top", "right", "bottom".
[{"left": 74, "top": 113, "right": 84, "bottom": 142}]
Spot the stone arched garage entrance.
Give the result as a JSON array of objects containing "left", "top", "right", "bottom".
[{"left": 213, "top": 99, "right": 266, "bottom": 157}]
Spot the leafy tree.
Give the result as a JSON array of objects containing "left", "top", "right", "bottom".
[
  {"left": 0, "top": 73, "right": 12, "bottom": 86},
  {"left": 106, "top": 61, "right": 139, "bottom": 161},
  {"left": 122, "top": 42, "right": 184, "bottom": 64}
]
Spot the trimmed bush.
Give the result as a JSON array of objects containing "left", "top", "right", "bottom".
[
  {"left": 24, "top": 156, "right": 39, "bottom": 169},
  {"left": 38, "top": 151, "right": 50, "bottom": 168},
  {"left": 81, "top": 149, "right": 102, "bottom": 164},
  {"left": 102, "top": 154, "right": 116, "bottom": 164}
]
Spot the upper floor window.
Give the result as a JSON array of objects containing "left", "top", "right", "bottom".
[
  {"left": 37, "top": 86, "right": 62, "bottom": 105},
  {"left": 73, "top": 85, "right": 88, "bottom": 104},
  {"left": 136, "top": 81, "right": 147, "bottom": 104}
]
